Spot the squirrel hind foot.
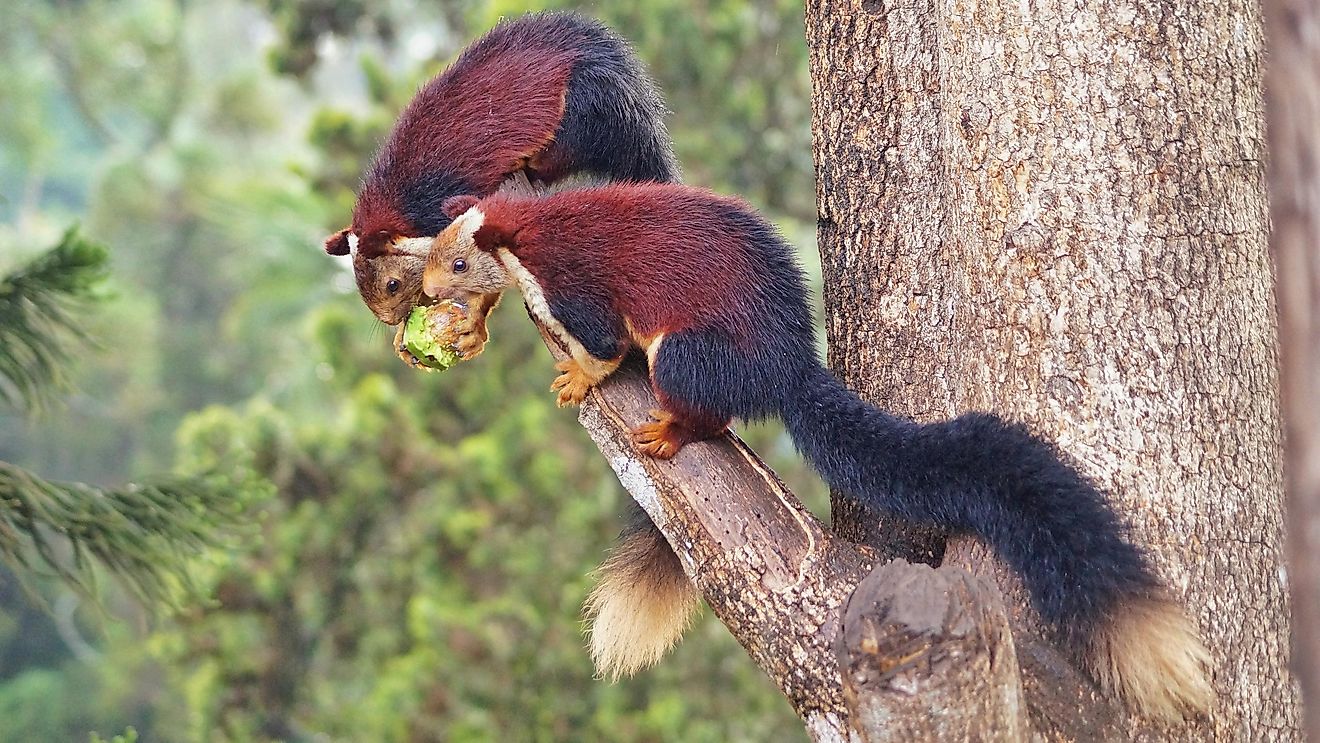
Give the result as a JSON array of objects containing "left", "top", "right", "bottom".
[
  {"left": 630, "top": 409, "right": 728, "bottom": 459},
  {"left": 631, "top": 411, "right": 685, "bottom": 459},
  {"left": 1088, "top": 595, "right": 1213, "bottom": 722}
]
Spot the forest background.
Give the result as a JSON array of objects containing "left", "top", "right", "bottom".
[{"left": 0, "top": 0, "right": 825, "bottom": 740}]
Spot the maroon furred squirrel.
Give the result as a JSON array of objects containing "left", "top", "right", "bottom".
[
  {"left": 321, "top": 11, "right": 678, "bottom": 366},
  {"left": 321, "top": 13, "right": 692, "bottom": 690},
  {"left": 420, "top": 182, "right": 1213, "bottom": 722}
]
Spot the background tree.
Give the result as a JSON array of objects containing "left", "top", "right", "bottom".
[
  {"left": 0, "top": 230, "right": 244, "bottom": 741},
  {"left": 0, "top": 229, "right": 241, "bottom": 605},
  {"left": 1264, "top": 0, "right": 1320, "bottom": 738},
  {"left": 802, "top": 0, "right": 1298, "bottom": 738}
]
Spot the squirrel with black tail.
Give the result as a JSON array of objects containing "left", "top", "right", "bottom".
[
  {"left": 323, "top": 11, "right": 678, "bottom": 339},
  {"left": 420, "top": 182, "right": 1214, "bottom": 722},
  {"left": 321, "top": 12, "right": 698, "bottom": 684}
]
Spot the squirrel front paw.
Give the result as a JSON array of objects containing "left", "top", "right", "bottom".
[
  {"left": 550, "top": 358, "right": 597, "bottom": 407},
  {"left": 452, "top": 316, "right": 489, "bottom": 359},
  {"left": 394, "top": 324, "right": 429, "bottom": 370}
]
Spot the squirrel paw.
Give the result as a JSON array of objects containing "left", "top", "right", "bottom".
[
  {"left": 551, "top": 359, "right": 596, "bottom": 407},
  {"left": 394, "top": 324, "right": 428, "bottom": 370},
  {"left": 453, "top": 316, "right": 488, "bottom": 359},
  {"left": 631, "top": 410, "right": 686, "bottom": 459}
]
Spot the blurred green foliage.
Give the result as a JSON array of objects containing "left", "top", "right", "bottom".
[{"left": 0, "top": 0, "right": 822, "bottom": 740}]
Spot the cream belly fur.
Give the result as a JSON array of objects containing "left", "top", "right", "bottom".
[{"left": 496, "top": 247, "right": 598, "bottom": 369}]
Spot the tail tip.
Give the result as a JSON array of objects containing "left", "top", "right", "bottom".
[
  {"left": 1088, "top": 596, "right": 1214, "bottom": 722},
  {"left": 583, "top": 528, "right": 700, "bottom": 680}
]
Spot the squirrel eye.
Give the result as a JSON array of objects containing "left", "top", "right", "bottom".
[
  {"left": 453, "top": 258, "right": 468, "bottom": 273},
  {"left": 385, "top": 278, "right": 401, "bottom": 295}
]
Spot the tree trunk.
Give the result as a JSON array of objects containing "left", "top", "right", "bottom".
[
  {"left": 1264, "top": 0, "right": 1320, "bottom": 737},
  {"left": 806, "top": 0, "right": 1300, "bottom": 739}
]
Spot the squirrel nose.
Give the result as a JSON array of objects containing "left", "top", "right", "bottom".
[
  {"left": 422, "top": 274, "right": 442, "bottom": 299},
  {"left": 423, "top": 273, "right": 466, "bottom": 302}
]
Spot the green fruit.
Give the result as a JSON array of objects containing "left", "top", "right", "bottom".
[{"left": 402, "top": 303, "right": 464, "bottom": 371}]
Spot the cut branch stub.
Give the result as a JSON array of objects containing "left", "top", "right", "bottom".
[
  {"left": 835, "top": 558, "right": 1029, "bottom": 743},
  {"left": 943, "top": 538, "right": 1128, "bottom": 741}
]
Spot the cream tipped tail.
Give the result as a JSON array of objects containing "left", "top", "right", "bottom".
[
  {"left": 584, "top": 521, "right": 700, "bottom": 680},
  {"left": 1089, "top": 596, "right": 1213, "bottom": 722}
]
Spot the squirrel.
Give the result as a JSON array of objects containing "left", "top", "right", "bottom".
[
  {"left": 318, "top": 12, "right": 692, "bottom": 676},
  {"left": 321, "top": 11, "right": 679, "bottom": 365},
  {"left": 418, "top": 181, "right": 1214, "bottom": 722}
]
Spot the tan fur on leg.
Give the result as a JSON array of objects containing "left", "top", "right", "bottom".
[
  {"left": 1089, "top": 596, "right": 1213, "bottom": 722},
  {"left": 584, "top": 521, "right": 700, "bottom": 680},
  {"left": 550, "top": 354, "right": 622, "bottom": 407}
]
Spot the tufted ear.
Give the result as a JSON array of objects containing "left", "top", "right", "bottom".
[
  {"left": 442, "top": 194, "right": 481, "bottom": 220},
  {"left": 472, "top": 222, "right": 511, "bottom": 254},
  {"left": 324, "top": 228, "right": 351, "bottom": 255}
]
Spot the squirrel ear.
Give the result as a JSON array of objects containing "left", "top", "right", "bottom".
[
  {"left": 324, "top": 228, "right": 351, "bottom": 256},
  {"left": 442, "top": 195, "right": 481, "bottom": 220},
  {"left": 472, "top": 223, "right": 509, "bottom": 253}
]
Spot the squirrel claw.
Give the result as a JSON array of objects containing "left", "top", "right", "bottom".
[
  {"left": 631, "top": 411, "right": 683, "bottom": 459},
  {"left": 393, "top": 324, "right": 427, "bottom": 369},
  {"left": 452, "top": 317, "right": 488, "bottom": 360},
  {"left": 550, "top": 358, "right": 594, "bottom": 407}
]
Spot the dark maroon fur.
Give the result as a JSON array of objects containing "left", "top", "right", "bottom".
[
  {"left": 441, "top": 195, "right": 481, "bottom": 220},
  {"left": 324, "top": 228, "right": 351, "bottom": 256},
  {"left": 469, "top": 182, "right": 1167, "bottom": 674},
  {"left": 350, "top": 25, "right": 575, "bottom": 255},
  {"left": 474, "top": 184, "right": 788, "bottom": 349},
  {"left": 345, "top": 12, "right": 678, "bottom": 260}
]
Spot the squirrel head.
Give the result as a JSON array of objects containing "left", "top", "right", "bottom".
[
  {"left": 352, "top": 247, "right": 429, "bottom": 326},
  {"left": 323, "top": 223, "right": 431, "bottom": 326},
  {"left": 423, "top": 200, "right": 512, "bottom": 303}
]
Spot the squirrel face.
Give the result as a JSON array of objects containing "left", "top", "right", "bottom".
[
  {"left": 353, "top": 249, "right": 426, "bottom": 326},
  {"left": 422, "top": 204, "right": 511, "bottom": 303},
  {"left": 345, "top": 237, "right": 431, "bottom": 326}
]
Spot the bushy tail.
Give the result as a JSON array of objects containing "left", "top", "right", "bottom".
[
  {"left": 779, "top": 363, "right": 1212, "bottom": 720},
  {"left": 584, "top": 502, "right": 699, "bottom": 680}
]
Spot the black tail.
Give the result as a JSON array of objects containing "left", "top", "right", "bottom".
[
  {"left": 551, "top": 13, "right": 681, "bottom": 184},
  {"left": 779, "top": 362, "right": 1211, "bottom": 719}
]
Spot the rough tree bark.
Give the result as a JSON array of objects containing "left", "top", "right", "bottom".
[
  {"left": 806, "top": 0, "right": 1299, "bottom": 739},
  {"left": 1264, "top": 0, "right": 1320, "bottom": 738}
]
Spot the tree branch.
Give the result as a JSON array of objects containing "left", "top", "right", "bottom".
[{"left": 541, "top": 330, "right": 870, "bottom": 740}]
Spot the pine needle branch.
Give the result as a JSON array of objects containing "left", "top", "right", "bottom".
[
  {"left": 0, "top": 227, "right": 110, "bottom": 415},
  {"left": 0, "top": 461, "right": 249, "bottom": 606}
]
